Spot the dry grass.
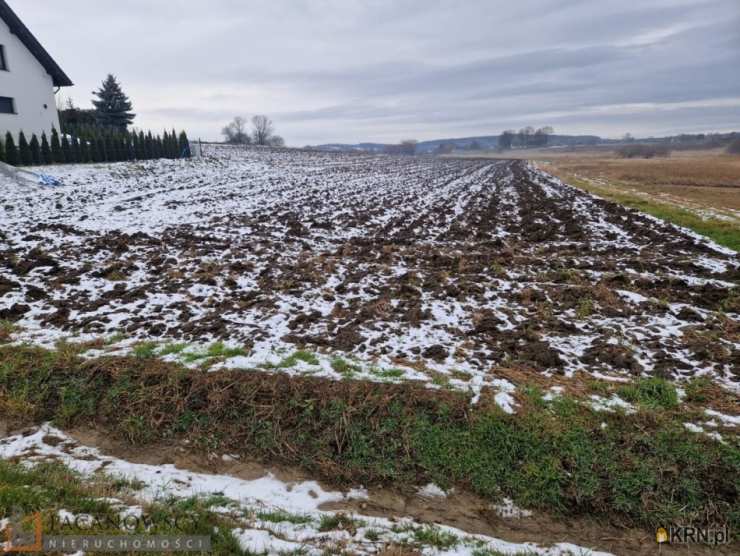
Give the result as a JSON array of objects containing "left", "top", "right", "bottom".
[
  {"left": 540, "top": 151, "right": 740, "bottom": 213},
  {"left": 493, "top": 148, "right": 740, "bottom": 250},
  {"left": 448, "top": 147, "right": 740, "bottom": 213}
]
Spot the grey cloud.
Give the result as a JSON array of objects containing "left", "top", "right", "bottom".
[{"left": 11, "top": 0, "right": 740, "bottom": 144}]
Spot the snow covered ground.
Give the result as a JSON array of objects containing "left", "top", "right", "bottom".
[{"left": 1, "top": 145, "right": 738, "bottom": 400}]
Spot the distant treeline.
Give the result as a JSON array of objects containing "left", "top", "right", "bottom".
[{"left": 0, "top": 127, "right": 191, "bottom": 167}]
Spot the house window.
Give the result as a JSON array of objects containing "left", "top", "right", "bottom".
[
  {"left": 0, "top": 97, "right": 15, "bottom": 114},
  {"left": 0, "top": 45, "right": 6, "bottom": 71}
]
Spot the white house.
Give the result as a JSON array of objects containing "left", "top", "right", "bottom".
[{"left": 0, "top": 0, "right": 72, "bottom": 139}]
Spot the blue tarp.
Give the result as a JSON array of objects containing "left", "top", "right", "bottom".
[{"left": 35, "top": 173, "right": 63, "bottom": 187}]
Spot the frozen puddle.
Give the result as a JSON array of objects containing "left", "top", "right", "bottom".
[{"left": 0, "top": 424, "right": 613, "bottom": 555}]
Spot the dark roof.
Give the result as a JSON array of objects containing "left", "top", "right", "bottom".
[{"left": 0, "top": 0, "right": 72, "bottom": 87}]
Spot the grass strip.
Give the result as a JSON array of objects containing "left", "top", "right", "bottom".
[
  {"left": 552, "top": 173, "right": 740, "bottom": 251},
  {"left": 0, "top": 344, "right": 737, "bottom": 534}
]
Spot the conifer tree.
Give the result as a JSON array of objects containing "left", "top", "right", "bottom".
[
  {"left": 92, "top": 74, "right": 136, "bottom": 131},
  {"left": 138, "top": 131, "right": 147, "bottom": 159},
  {"left": 50, "top": 128, "right": 63, "bottom": 163},
  {"left": 71, "top": 136, "right": 82, "bottom": 163},
  {"left": 61, "top": 135, "right": 72, "bottom": 163},
  {"left": 40, "top": 133, "right": 52, "bottom": 165},
  {"left": 90, "top": 134, "right": 100, "bottom": 163},
  {"left": 178, "top": 131, "right": 191, "bottom": 158},
  {"left": 0, "top": 137, "right": 5, "bottom": 163},
  {"left": 29, "top": 134, "right": 41, "bottom": 165},
  {"left": 80, "top": 138, "right": 91, "bottom": 163},
  {"left": 4, "top": 132, "right": 18, "bottom": 166},
  {"left": 125, "top": 134, "right": 134, "bottom": 160},
  {"left": 132, "top": 132, "right": 140, "bottom": 160},
  {"left": 18, "top": 132, "right": 32, "bottom": 166},
  {"left": 145, "top": 132, "right": 154, "bottom": 159},
  {"left": 119, "top": 135, "right": 128, "bottom": 161},
  {"left": 171, "top": 132, "right": 178, "bottom": 158},
  {"left": 104, "top": 134, "right": 115, "bottom": 162}
]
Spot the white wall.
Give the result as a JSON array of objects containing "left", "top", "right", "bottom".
[{"left": 0, "top": 19, "right": 61, "bottom": 140}]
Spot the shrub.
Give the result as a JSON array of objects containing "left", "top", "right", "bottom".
[
  {"left": 616, "top": 144, "right": 671, "bottom": 159},
  {"left": 17, "top": 131, "right": 32, "bottom": 166},
  {"left": 29, "top": 134, "right": 41, "bottom": 165},
  {"left": 4, "top": 132, "right": 18, "bottom": 166},
  {"left": 726, "top": 138, "right": 740, "bottom": 155},
  {"left": 40, "top": 132, "right": 52, "bottom": 164}
]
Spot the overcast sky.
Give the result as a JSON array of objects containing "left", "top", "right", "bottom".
[{"left": 14, "top": 0, "right": 740, "bottom": 145}]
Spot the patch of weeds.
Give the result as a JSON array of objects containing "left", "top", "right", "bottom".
[
  {"left": 412, "top": 526, "right": 459, "bottom": 550},
  {"left": 133, "top": 341, "right": 159, "bottom": 359},
  {"left": 159, "top": 342, "right": 188, "bottom": 356},
  {"left": 105, "top": 332, "right": 127, "bottom": 345},
  {"left": 107, "top": 475, "right": 146, "bottom": 492},
  {"left": 721, "top": 290, "right": 740, "bottom": 312},
  {"left": 105, "top": 271, "right": 126, "bottom": 282},
  {"left": 618, "top": 377, "right": 678, "bottom": 410},
  {"left": 120, "top": 414, "right": 153, "bottom": 444},
  {"left": 430, "top": 372, "right": 450, "bottom": 387},
  {"left": 182, "top": 342, "right": 248, "bottom": 363},
  {"left": 278, "top": 350, "right": 320, "bottom": 368},
  {"left": 370, "top": 367, "right": 405, "bottom": 380},
  {"left": 586, "top": 378, "right": 611, "bottom": 395},
  {"left": 365, "top": 529, "right": 381, "bottom": 542},
  {"left": 53, "top": 338, "right": 86, "bottom": 360},
  {"left": 490, "top": 262, "right": 507, "bottom": 278},
  {"left": 0, "top": 320, "right": 19, "bottom": 343},
  {"left": 331, "top": 356, "right": 360, "bottom": 376},
  {"left": 256, "top": 509, "right": 314, "bottom": 525},
  {"left": 575, "top": 298, "right": 593, "bottom": 319},
  {"left": 318, "top": 513, "right": 363, "bottom": 532},
  {"left": 684, "top": 376, "right": 712, "bottom": 404},
  {"left": 449, "top": 369, "right": 472, "bottom": 382},
  {"left": 521, "top": 385, "right": 546, "bottom": 408},
  {"left": 56, "top": 382, "right": 96, "bottom": 426}
]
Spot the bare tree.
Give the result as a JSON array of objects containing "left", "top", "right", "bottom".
[
  {"left": 435, "top": 143, "right": 455, "bottom": 155},
  {"left": 222, "top": 116, "right": 250, "bottom": 144},
  {"left": 499, "top": 130, "right": 515, "bottom": 150},
  {"left": 533, "top": 126, "right": 554, "bottom": 147},
  {"left": 400, "top": 139, "right": 417, "bottom": 155},
  {"left": 252, "top": 115, "right": 274, "bottom": 146},
  {"left": 384, "top": 140, "right": 417, "bottom": 156},
  {"left": 727, "top": 137, "right": 740, "bottom": 155},
  {"left": 269, "top": 135, "right": 285, "bottom": 147}
]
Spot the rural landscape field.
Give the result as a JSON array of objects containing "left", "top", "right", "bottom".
[
  {"left": 1, "top": 144, "right": 738, "bottom": 554},
  {"left": 2, "top": 0, "right": 740, "bottom": 554}
]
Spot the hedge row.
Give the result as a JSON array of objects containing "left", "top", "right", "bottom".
[{"left": 0, "top": 127, "right": 191, "bottom": 167}]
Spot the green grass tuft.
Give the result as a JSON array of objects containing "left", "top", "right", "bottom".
[
  {"left": 133, "top": 341, "right": 159, "bottom": 359},
  {"left": 330, "top": 356, "right": 360, "bottom": 376},
  {"left": 412, "top": 526, "right": 459, "bottom": 550},
  {"left": 182, "top": 342, "right": 248, "bottom": 363},
  {"left": 159, "top": 342, "right": 188, "bottom": 356},
  {"left": 370, "top": 367, "right": 405, "bottom": 379},
  {"left": 256, "top": 509, "right": 313, "bottom": 525},
  {"left": 618, "top": 377, "right": 679, "bottom": 410},
  {"left": 0, "top": 320, "right": 20, "bottom": 343},
  {"left": 277, "top": 350, "right": 320, "bottom": 368}
]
